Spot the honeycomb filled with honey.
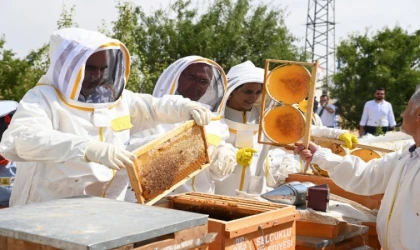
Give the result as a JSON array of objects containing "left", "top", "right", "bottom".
[
  {"left": 134, "top": 124, "right": 208, "bottom": 200},
  {"left": 262, "top": 105, "right": 306, "bottom": 144},
  {"left": 266, "top": 64, "right": 311, "bottom": 104}
]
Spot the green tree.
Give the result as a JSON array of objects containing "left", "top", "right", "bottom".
[
  {"left": 111, "top": 1, "right": 144, "bottom": 93},
  {"left": 57, "top": 4, "right": 79, "bottom": 29},
  {"left": 0, "top": 4, "right": 78, "bottom": 101},
  {"left": 332, "top": 27, "right": 420, "bottom": 130},
  {"left": 114, "top": 0, "right": 300, "bottom": 93},
  {"left": 0, "top": 36, "right": 34, "bottom": 101}
]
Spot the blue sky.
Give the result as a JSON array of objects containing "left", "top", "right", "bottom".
[{"left": 0, "top": 0, "right": 419, "bottom": 58}]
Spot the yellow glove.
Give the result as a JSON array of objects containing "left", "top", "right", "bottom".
[
  {"left": 236, "top": 148, "right": 257, "bottom": 166},
  {"left": 338, "top": 133, "right": 358, "bottom": 150}
]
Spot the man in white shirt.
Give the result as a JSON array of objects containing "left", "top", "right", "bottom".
[
  {"left": 316, "top": 94, "right": 336, "bottom": 128},
  {"left": 359, "top": 87, "right": 396, "bottom": 136},
  {"left": 294, "top": 88, "right": 420, "bottom": 250}
]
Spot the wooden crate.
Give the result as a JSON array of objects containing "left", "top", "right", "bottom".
[
  {"left": 362, "top": 222, "right": 381, "bottom": 250},
  {"left": 127, "top": 121, "right": 210, "bottom": 205},
  {"left": 296, "top": 236, "right": 367, "bottom": 250},
  {"left": 167, "top": 192, "right": 299, "bottom": 250},
  {"left": 295, "top": 223, "right": 369, "bottom": 249},
  {"left": 296, "top": 221, "right": 348, "bottom": 239},
  {"left": 286, "top": 173, "right": 383, "bottom": 210},
  {"left": 0, "top": 224, "right": 210, "bottom": 250},
  {"left": 0, "top": 196, "right": 213, "bottom": 250}
]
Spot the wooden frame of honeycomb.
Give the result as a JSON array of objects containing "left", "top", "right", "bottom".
[
  {"left": 312, "top": 135, "right": 394, "bottom": 153},
  {"left": 258, "top": 59, "right": 319, "bottom": 151},
  {"left": 126, "top": 120, "right": 210, "bottom": 205}
]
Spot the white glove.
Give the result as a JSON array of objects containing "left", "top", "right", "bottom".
[
  {"left": 209, "top": 142, "right": 237, "bottom": 177},
  {"left": 85, "top": 141, "right": 136, "bottom": 170},
  {"left": 182, "top": 101, "right": 212, "bottom": 126}
]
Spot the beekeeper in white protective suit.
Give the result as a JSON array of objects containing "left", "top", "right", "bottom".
[
  {"left": 295, "top": 88, "right": 420, "bottom": 250},
  {"left": 126, "top": 56, "right": 235, "bottom": 197},
  {"left": 0, "top": 28, "right": 212, "bottom": 206},
  {"left": 214, "top": 61, "right": 359, "bottom": 197}
]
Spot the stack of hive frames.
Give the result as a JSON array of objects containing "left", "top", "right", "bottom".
[
  {"left": 127, "top": 121, "right": 210, "bottom": 204},
  {"left": 168, "top": 192, "right": 292, "bottom": 221},
  {"left": 167, "top": 192, "right": 298, "bottom": 250}
]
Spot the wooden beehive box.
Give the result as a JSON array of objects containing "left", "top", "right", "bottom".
[
  {"left": 167, "top": 192, "right": 299, "bottom": 250},
  {"left": 127, "top": 121, "right": 210, "bottom": 205},
  {"left": 295, "top": 222, "right": 369, "bottom": 249},
  {"left": 362, "top": 222, "right": 381, "bottom": 250},
  {"left": 0, "top": 196, "right": 211, "bottom": 250},
  {"left": 296, "top": 221, "right": 348, "bottom": 239},
  {"left": 286, "top": 173, "right": 383, "bottom": 210}
]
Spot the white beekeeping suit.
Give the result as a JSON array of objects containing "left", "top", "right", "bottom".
[
  {"left": 0, "top": 28, "right": 211, "bottom": 206},
  {"left": 312, "top": 143, "right": 419, "bottom": 249},
  {"left": 126, "top": 56, "right": 233, "bottom": 199}
]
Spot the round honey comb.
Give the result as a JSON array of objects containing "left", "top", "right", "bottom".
[
  {"left": 266, "top": 64, "right": 311, "bottom": 104},
  {"left": 262, "top": 105, "right": 305, "bottom": 144},
  {"left": 350, "top": 149, "right": 381, "bottom": 162}
]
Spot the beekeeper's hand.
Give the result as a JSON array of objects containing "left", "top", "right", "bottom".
[
  {"left": 182, "top": 101, "right": 212, "bottom": 126},
  {"left": 338, "top": 132, "right": 358, "bottom": 150},
  {"left": 85, "top": 141, "right": 136, "bottom": 170},
  {"left": 294, "top": 142, "right": 318, "bottom": 162},
  {"left": 209, "top": 143, "right": 237, "bottom": 176},
  {"left": 236, "top": 148, "right": 257, "bottom": 166}
]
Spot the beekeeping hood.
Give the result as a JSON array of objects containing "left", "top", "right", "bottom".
[
  {"left": 225, "top": 61, "right": 265, "bottom": 102},
  {"left": 227, "top": 61, "right": 276, "bottom": 111},
  {"left": 152, "top": 56, "right": 227, "bottom": 115},
  {"left": 46, "top": 28, "right": 130, "bottom": 109},
  {"left": 221, "top": 61, "right": 265, "bottom": 148}
]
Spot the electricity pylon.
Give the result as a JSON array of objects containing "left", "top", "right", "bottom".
[{"left": 305, "top": 0, "right": 336, "bottom": 94}]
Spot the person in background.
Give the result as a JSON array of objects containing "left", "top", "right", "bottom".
[
  {"left": 313, "top": 96, "right": 319, "bottom": 113},
  {"left": 0, "top": 101, "right": 18, "bottom": 208},
  {"left": 295, "top": 88, "right": 420, "bottom": 249},
  {"left": 316, "top": 94, "right": 336, "bottom": 128},
  {"left": 359, "top": 87, "right": 396, "bottom": 136},
  {"left": 0, "top": 28, "right": 211, "bottom": 206}
]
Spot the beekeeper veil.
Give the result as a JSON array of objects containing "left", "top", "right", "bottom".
[
  {"left": 153, "top": 56, "right": 227, "bottom": 115},
  {"left": 46, "top": 28, "right": 130, "bottom": 107}
]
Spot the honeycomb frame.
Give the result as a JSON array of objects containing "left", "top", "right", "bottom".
[
  {"left": 127, "top": 120, "right": 210, "bottom": 205},
  {"left": 257, "top": 59, "right": 319, "bottom": 149}
]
